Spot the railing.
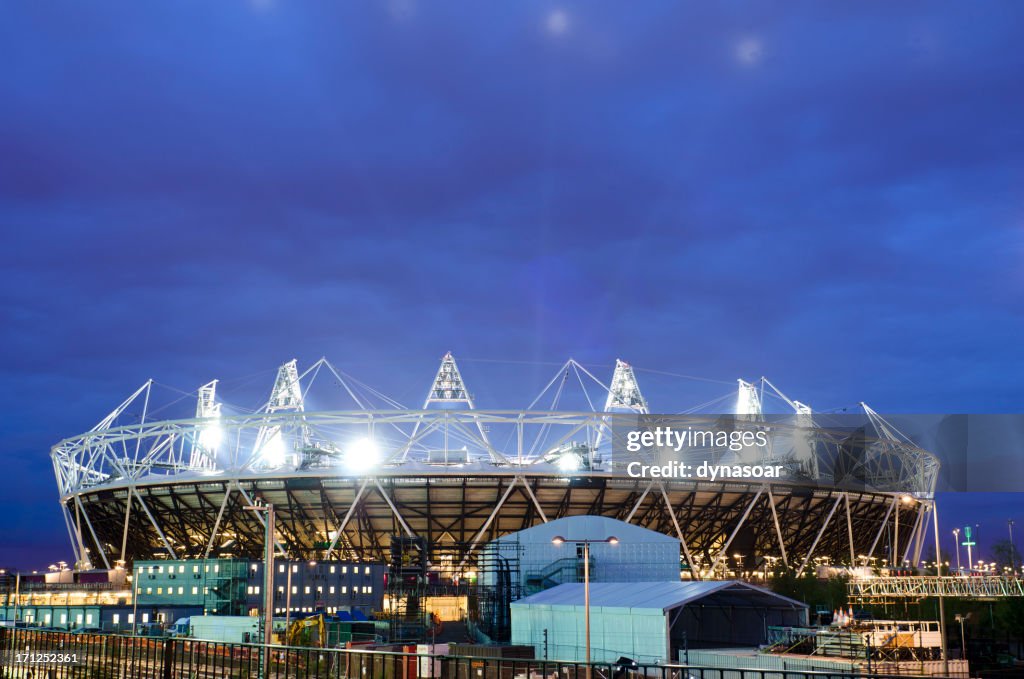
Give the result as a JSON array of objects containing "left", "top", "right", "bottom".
[
  {"left": 0, "top": 627, "right": 967, "bottom": 679},
  {"left": 848, "top": 575, "right": 1024, "bottom": 601}
]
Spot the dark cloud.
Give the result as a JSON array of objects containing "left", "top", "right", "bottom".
[{"left": 1, "top": 1, "right": 1022, "bottom": 567}]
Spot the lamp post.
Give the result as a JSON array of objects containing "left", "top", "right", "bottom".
[
  {"left": 552, "top": 534, "right": 618, "bottom": 679},
  {"left": 246, "top": 502, "right": 277, "bottom": 679},
  {"left": 952, "top": 529, "right": 961, "bottom": 574},
  {"left": 1008, "top": 520, "right": 1016, "bottom": 575}
]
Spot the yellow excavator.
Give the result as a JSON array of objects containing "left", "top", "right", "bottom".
[{"left": 285, "top": 614, "right": 326, "bottom": 648}]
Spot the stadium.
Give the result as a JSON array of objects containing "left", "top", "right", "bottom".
[{"left": 51, "top": 354, "right": 940, "bottom": 578}]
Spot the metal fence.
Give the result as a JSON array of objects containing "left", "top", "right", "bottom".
[{"left": 0, "top": 627, "right": 962, "bottom": 679}]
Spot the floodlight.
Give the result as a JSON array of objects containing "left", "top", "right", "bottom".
[
  {"left": 345, "top": 437, "right": 380, "bottom": 474},
  {"left": 557, "top": 451, "right": 582, "bottom": 472}
]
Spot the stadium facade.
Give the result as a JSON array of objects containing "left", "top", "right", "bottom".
[{"left": 51, "top": 354, "right": 940, "bottom": 579}]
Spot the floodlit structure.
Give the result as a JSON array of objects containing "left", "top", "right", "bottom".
[{"left": 51, "top": 354, "right": 940, "bottom": 580}]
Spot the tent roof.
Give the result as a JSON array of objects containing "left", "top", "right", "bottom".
[{"left": 510, "top": 580, "right": 808, "bottom": 613}]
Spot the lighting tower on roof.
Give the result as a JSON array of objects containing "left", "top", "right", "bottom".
[
  {"left": 189, "top": 379, "right": 221, "bottom": 470},
  {"left": 253, "top": 359, "right": 309, "bottom": 469},
  {"left": 736, "top": 379, "right": 762, "bottom": 417},
  {"left": 426, "top": 352, "right": 474, "bottom": 405},
  {"left": 604, "top": 359, "right": 648, "bottom": 413}
]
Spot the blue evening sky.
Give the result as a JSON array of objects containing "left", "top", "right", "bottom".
[{"left": 1, "top": 1, "right": 1022, "bottom": 567}]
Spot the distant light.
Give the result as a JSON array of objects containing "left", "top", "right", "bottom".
[
  {"left": 551, "top": 536, "right": 566, "bottom": 545},
  {"left": 735, "top": 38, "right": 763, "bottom": 65},
  {"left": 901, "top": 495, "right": 914, "bottom": 504},
  {"left": 345, "top": 437, "right": 380, "bottom": 474},
  {"left": 546, "top": 9, "right": 569, "bottom": 35},
  {"left": 607, "top": 536, "right": 619, "bottom": 546}
]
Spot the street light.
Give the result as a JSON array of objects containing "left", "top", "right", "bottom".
[
  {"left": 952, "top": 529, "right": 961, "bottom": 574},
  {"left": 551, "top": 534, "right": 618, "bottom": 679},
  {"left": 246, "top": 501, "right": 277, "bottom": 679},
  {"left": 1008, "top": 520, "right": 1016, "bottom": 575}
]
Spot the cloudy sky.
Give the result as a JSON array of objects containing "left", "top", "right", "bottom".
[{"left": 2, "top": 1, "right": 1022, "bottom": 566}]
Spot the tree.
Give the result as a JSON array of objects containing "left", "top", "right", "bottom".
[{"left": 991, "top": 539, "right": 1022, "bottom": 573}]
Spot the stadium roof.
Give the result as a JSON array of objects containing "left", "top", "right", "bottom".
[{"left": 510, "top": 580, "right": 808, "bottom": 612}]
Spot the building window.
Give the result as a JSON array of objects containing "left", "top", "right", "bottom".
[
  {"left": 157, "top": 587, "right": 163, "bottom": 594},
  {"left": 60, "top": 613, "right": 67, "bottom": 624},
  {"left": 128, "top": 614, "right": 134, "bottom": 624},
  {"left": 76, "top": 614, "right": 83, "bottom": 624},
  {"left": 204, "top": 587, "right": 209, "bottom": 594},
  {"left": 254, "top": 586, "right": 260, "bottom": 594},
  {"left": 317, "top": 586, "right": 323, "bottom": 594},
  {"left": 142, "top": 613, "right": 149, "bottom": 623},
  {"left": 112, "top": 614, "right": 120, "bottom": 624},
  {"left": 178, "top": 586, "right": 184, "bottom": 595},
  {"left": 193, "top": 565, "right": 199, "bottom": 573},
  {"left": 214, "top": 565, "right": 220, "bottom": 573},
  {"left": 329, "top": 566, "right": 335, "bottom": 574},
  {"left": 179, "top": 565, "right": 185, "bottom": 573},
  {"left": 342, "top": 566, "right": 347, "bottom": 574},
  {"left": 291, "top": 586, "right": 297, "bottom": 594},
  {"left": 329, "top": 586, "right": 335, "bottom": 594},
  {"left": 278, "top": 564, "right": 285, "bottom": 573},
  {"left": 277, "top": 586, "right": 284, "bottom": 593},
  {"left": 341, "top": 586, "right": 347, "bottom": 594},
  {"left": 251, "top": 564, "right": 258, "bottom": 572},
  {"left": 247, "top": 586, "right": 254, "bottom": 595},
  {"left": 137, "top": 586, "right": 142, "bottom": 594},
  {"left": 146, "top": 587, "right": 152, "bottom": 594},
  {"left": 304, "top": 586, "right": 310, "bottom": 594},
  {"left": 192, "top": 587, "right": 198, "bottom": 595},
  {"left": 86, "top": 613, "right": 94, "bottom": 624},
  {"left": 364, "top": 566, "right": 371, "bottom": 575},
  {"left": 292, "top": 565, "right": 298, "bottom": 573},
  {"left": 157, "top": 565, "right": 164, "bottom": 573}
]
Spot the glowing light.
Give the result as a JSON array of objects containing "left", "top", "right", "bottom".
[
  {"left": 344, "top": 437, "right": 380, "bottom": 474},
  {"left": 546, "top": 9, "right": 569, "bottom": 35},
  {"left": 551, "top": 536, "right": 566, "bottom": 545},
  {"left": 198, "top": 423, "right": 223, "bottom": 451},
  {"left": 556, "top": 451, "right": 582, "bottom": 472},
  {"left": 735, "top": 38, "right": 763, "bottom": 65},
  {"left": 261, "top": 431, "right": 287, "bottom": 468}
]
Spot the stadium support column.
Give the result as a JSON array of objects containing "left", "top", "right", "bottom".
[{"left": 932, "top": 499, "right": 949, "bottom": 674}]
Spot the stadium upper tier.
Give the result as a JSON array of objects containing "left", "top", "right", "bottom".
[{"left": 50, "top": 353, "right": 939, "bottom": 569}]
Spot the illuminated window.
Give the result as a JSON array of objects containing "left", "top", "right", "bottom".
[
  {"left": 247, "top": 586, "right": 254, "bottom": 595},
  {"left": 193, "top": 565, "right": 199, "bottom": 573},
  {"left": 277, "top": 586, "right": 284, "bottom": 593},
  {"left": 192, "top": 587, "right": 198, "bottom": 595},
  {"left": 341, "top": 586, "right": 347, "bottom": 594},
  {"left": 329, "top": 566, "right": 335, "bottom": 574},
  {"left": 329, "top": 586, "right": 335, "bottom": 594},
  {"left": 364, "top": 566, "right": 371, "bottom": 575},
  {"left": 251, "top": 564, "right": 258, "bottom": 572},
  {"left": 60, "top": 613, "right": 67, "bottom": 624},
  {"left": 112, "top": 614, "right": 120, "bottom": 624},
  {"left": 278, "top": 564, "right": 285, "bottom": 573},
  {"left": 291, "top": 586, "right": 297, "bottom": 594},
  {"left": 157, "top": 587, "right": 163, "bottom": 594},
  {"left": 342, "top": 566, "right": 347, "bottom": 574},
  {"left": 214, "top": 565, "right": 220, "bottom": 573},
  {"left": 254, "top": 586, "right": 260, "bottom": 594},
  {"left": 142, "top": 613, "right": 149, "bottom": 623},
  {"left": 146, "top": 588, "right": 152, "bottom": 594},
  {"left": 317, "top": 586, "right": 323, "bottom": 594},
  {"left": 157, "top": 566, "right": 164, "bottom": 574},
  {"left": 76, "top": 614, "right": 83, "bottom": 624},
  {"left": 292, "top": 565, "right": 298, "bottom": 573},
  {"left": 85, "top": 613, "right": 93, "bottom": 624},
  {"left": 304, "top": 586, "right": 310, "bottom": 594},
  {"left": 178, "top": 586, "right": 183, "bottom": 595},
  {"left": 179, "top": 565, "right": 185, "bottom": 573}
]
